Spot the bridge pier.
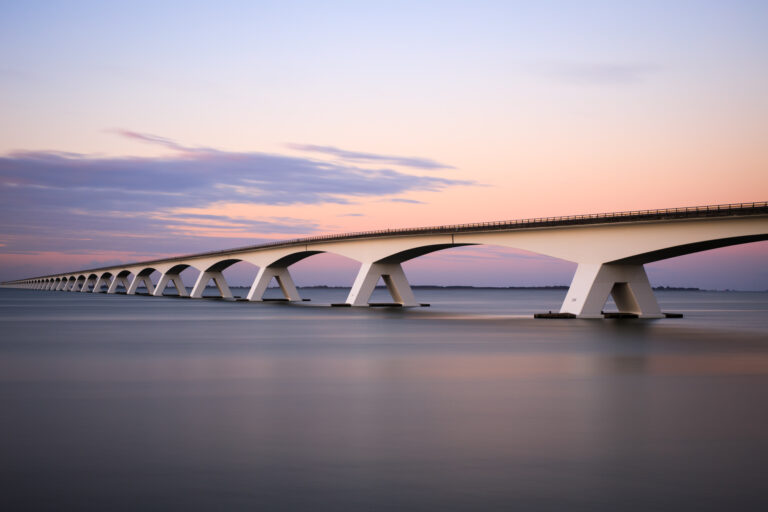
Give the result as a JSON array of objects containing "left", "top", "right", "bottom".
[
  {"left": 560, "top": 263, "right": 663, "bottom": 318},
  {"left": 191, "top": 271, "right": 232, "bottom": 299},
  {"left": 81, "top": 275, "right": 95, "bottom": 292},
  {"left": 346, "top": 262, "right": 419, "bottom": 306},
  {"left": 107, "top": 275, "right": 131, "bottom": 294},
  {"left": 93, "top": 275, "right": 110, "bottom": 293},
  {"left": 247, "top": 266, "right": 301, "bottom": 301},
  {"left": 153, "top": 272, "right": 189, "bottom": 297},
  {"left": 127, "top": 274, "right": 155, "bottom": 295}
]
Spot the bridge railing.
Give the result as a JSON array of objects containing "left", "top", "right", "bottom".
[
  {"left": 5, "top": 201, "right": 767, "bottom": 283},
  {"left": 225, "top": 200, "right": 768, "bottom": 250}
]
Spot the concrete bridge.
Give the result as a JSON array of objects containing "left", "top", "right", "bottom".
[{"left": 3, "top": 201, "right": 767, "bottom": 318}]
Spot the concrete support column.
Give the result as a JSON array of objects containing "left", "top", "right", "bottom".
[
  {"left": 92, "top": 276, "right": 110, "bottom": 293},
  {"left": 560, "top": 263, "right": 663, "bottom": 318},
  {"left": 56, "top": 280, "right": 67, "bottom": 291},
  {"left": 191, "top": 271, "right": 232, "bottom": 299},
  {"left": 247, "top": 266, "right": 301, "bottom": 301},
  {"left": 153, "top": 273, "right": 189, "bottom": 297},
  {"left": 80, "top": 277, "right": 95, "bottom": 292},
  {"left": 71, "top": 280, "right": 84, "bottom": 292},
  {"left": 107, "top": 275, "right": 131, "bottom": 294},
  {"left": 345, "top": 262, "right": 418, "bottom": 306},
  {"left": 127, "top": 275, "right": 155, "bottom": 295}
]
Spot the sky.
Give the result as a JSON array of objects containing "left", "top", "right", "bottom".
[{"left": 1, "top": 0, "right": 766, "bottom": 289}]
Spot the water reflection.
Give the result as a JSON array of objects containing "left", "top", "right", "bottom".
[{"left": 0, "top": 288, "right": 767, "bottom": 511}]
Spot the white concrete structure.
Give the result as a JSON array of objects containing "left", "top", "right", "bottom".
[{"left": 3, "top": 202, "right": 767, "bottom": 318}]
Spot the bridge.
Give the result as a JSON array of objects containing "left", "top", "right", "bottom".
[{"left": 3, "top": 201, "right": 767, "bottom": 318}]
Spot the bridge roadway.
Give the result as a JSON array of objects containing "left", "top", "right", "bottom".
[{"left": 4, "top": 202, "right": 768, "bottom": 318}]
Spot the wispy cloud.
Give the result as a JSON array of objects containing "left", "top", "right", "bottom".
[
  {"left": 286, "top": 143, "right": 454, "bottom": 170},
  {"left": 533, "top": 62, "right": 662, "bottom": 85},
  {"left": 0, "top": 131, "right": 474, "bottom": 258},
  {"left": 107, "top": 129, "right": 195, "bottom": 152},
  {"left": 389, "top": 198, "right": 425, "bottom": 204}
]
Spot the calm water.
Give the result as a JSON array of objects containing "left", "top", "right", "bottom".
[{"left": 1, "top": 287, "right": 767, "bottom": 511}]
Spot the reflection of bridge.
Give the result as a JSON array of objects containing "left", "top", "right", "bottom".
[{"left": 4, "top": 202, "right": 767, "bottom": 318}]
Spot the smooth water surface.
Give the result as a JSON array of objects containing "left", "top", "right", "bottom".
[{"left": 1, "top": 288, "right": 767, "bottom": 511}]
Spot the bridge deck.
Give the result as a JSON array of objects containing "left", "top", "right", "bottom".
[{"left": 6, "top": 201, "right": 768, "bottom": 282}]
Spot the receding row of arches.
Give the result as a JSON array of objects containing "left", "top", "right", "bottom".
[
  {"left": 8, "top": 233, "right": 768, "bottom": 317},
  {"left": 16, "top": 250, "right": 375, "bottom": 300}
]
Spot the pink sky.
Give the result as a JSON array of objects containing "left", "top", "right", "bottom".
[{"left": 0, "top": 2, "right": 766, "bottom": 288}]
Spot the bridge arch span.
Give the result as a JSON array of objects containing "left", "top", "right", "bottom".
[
  {"left": 151, "top": 263, "right": 198, "bottom": 298},
  {"left": 609, "top": 234, "right": 768, "bottom": 265},
  {"left": 126, "top": 268, "right": 159, "bottom": 295},
  {"left": 81, "top": 273, "right": 99, "bottom": 293},
  {"left": 73, "top": 275, "right": 86, "bottom": 292},
  {"left": 107, "top": 270, "right": 133, "bottom": 294}
]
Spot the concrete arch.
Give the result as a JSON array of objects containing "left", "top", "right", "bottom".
[
  {"left": 72, "top": 275, "right": 86, "bottom": 292},
  {"left": 188, "top": 259, "right": 242, "bottom": 299},
  {"left": 153, "top": 263, "right": 198, "bottom": 297},
  {"left": 454, "top": 215, "right": 768, "bottom": 265},
  {"left": 200, "top": 259, "right": 240, "bottom": 273},
  {"left": 92, "top": 272, "right": 113, "bottom": 293},
  {"left": 609, "top": 234, "right": 768, "bottom": 265},
  {"left": 107, "top": 270, "right": 133, "bottom": 294},
  {"left": 243, "top": 251, "right": 324, "bottom": 302},
  {"left": 126, "top": 268, "right": 158, "bottom": 295},
  {"left": 81, "top": 273, "right": 99, "bottom": 293}
]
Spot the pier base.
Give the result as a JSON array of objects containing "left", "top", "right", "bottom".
[{"left": 560, "top": 263, "right": 663, "bottom": 318}]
